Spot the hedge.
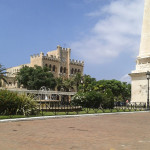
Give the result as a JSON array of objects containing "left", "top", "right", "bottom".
[{"left": 0, "top": 89, "right": 37, "bottom": 115}]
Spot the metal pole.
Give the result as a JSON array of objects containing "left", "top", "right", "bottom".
[{"left": 147, "top": 78, "right": 149, "bottom": 110}]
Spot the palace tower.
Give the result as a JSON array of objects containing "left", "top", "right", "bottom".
[{"left": 2, "top": 45, "right": 84, "bottom": 89}]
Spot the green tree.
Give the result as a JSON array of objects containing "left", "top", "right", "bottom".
[
  {"left": 63, "top": 78, "right": 74, "bottom": 92},
  {"left": 55, "top": 77, "right": 63, "bottom": 91},
  {"left": 16, "top": 65, "right": 56, "bottom": 90},
  {"left": 73, "top": 73, "right": 82, "bottom": 91},
  {"left": 94, "top": 80, "right": 131, "bottom": 102},
  {"left": 121, "top": 82, "right": 131, "bottom": 102},
  {"left": 101, "top": 89, "right": 114, "bottom": 109},
  {"left": 72, "top": 77, "right": 131, "bottom": 108},
  {"left": 0, "top": 64, "right": 7, "bottom": 86},
  {"left": 84, "top": 91, "right": 103, "bottom": 108},
  {"left": 79, "top": 75, "right": 96, "bottom": 92},
  {"left": 72, "top": 90, "right": 114, "bottom": 109}
]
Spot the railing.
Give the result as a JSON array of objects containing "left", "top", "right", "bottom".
[
  {"left": 0, "top": 101, "right": 147, "bottom": 119},
  {"left": 2, "top": 88, "right": 76, "bottom": 96},
  {"left": 37, "top": 101, "right": 147, "bottom": 116}
]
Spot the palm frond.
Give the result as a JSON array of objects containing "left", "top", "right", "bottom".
[{"left": 0, "top": 64, "right": 7, "bottom": 84}]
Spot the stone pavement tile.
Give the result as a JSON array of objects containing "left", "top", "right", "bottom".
[{"left": 0, "top": 112, "right": 150, "bottom": 150}]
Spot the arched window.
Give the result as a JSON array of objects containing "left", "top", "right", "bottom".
[
  {"left": 64, "top": 67, "right": 66, "bottom": 73},
  {"left": 49, "top": 64, "right": 51, "bottom": 71},
  {"left": 45, "top": 64, "right": 48, "bottom": 67},
  {"left": 53, "top": 65, "right": 55, "bottom": 72},
  {"left": 71, "top": 68, "right": 74, "bottom": 74},
  {"left": 78, "top": 69, "right": 80, "bottom": 72},
  {"left": 75, "top": 69, "right": 77, "bottom": 73},
  {"left": 60, "top": 66, "right": 63, "bottom": 73}
]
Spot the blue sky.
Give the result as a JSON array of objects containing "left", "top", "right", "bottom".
[{"left": 0, "top": 0, "right": 144, "bottom": 82}]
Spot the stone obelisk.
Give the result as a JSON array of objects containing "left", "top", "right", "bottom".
[{"left": 130, "top": 0, "right": 150, "bottom": 103}]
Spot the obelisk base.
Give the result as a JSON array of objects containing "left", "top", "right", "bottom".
[{"left": 129, "top": 72, "right": 147, "bottom": 103}]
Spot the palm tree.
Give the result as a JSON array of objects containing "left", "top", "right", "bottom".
[
  {"left": 55, "top": 77, "right": 63, "bottom": 91},
  {"left": 63, "top": 78, "right": 74, "bottom": 92},
  {"left": 0, "top": 64, "right": 7, "bottom": 86},
  {"left": 73, "top": 73, "right": 82, "bottom": 92}
]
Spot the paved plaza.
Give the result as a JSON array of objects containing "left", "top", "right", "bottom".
[{"left": 0, "top": 112, "right": 150, "bottom": 150}]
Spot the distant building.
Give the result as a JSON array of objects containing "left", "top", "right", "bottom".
[{"left": 2, "top": 45, "right": 84, "bottom": 88}]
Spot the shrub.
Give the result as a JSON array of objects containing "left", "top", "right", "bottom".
[
  {"left": 101, "top": 89, "right": 114, "bottom": 109},
  {"left": 84, "top": 91, "right": 103, "bottom": 108},
  {"left": 16, "top": 94, "right": 38, "bottom": 116},
  {"left": 71, "top": 91, "right": 103, "bottom": 108},
  {"left": 0, "top": 90, "right": 37, "bottom": 115},
  {"left": 71, "top": 92, "right": 86, "bottom": 106},
  {"left": 71, "top": 90, "right": 114, "bottom": 109}
]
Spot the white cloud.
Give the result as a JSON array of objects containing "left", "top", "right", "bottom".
[{"left": 71, "top": 0, "right": 144, "bottom": 64}]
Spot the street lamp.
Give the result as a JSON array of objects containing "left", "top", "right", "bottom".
[{"left": 146, "top": 71, "right": 150, "bottom": 110}]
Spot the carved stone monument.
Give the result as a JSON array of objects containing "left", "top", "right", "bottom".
[{"left": 130, "top": 0, "right": 150, "bottom": 103}]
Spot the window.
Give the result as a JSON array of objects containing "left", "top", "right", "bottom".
[
  {"left": 71, "top": 68, "right": 74, "bottom": 74},
  {"left": 53, "top": 65, "right": 55, "bottom": 72},
  {"left": 60, "top": 66, "right": 63, "bottom": 73},
  {"left": 49, "top": 64, "right": 51, "bottom": 71},
  {"left": 75, "top": 69, "right": 77, "bottom": 73},
  {"left": 64, "top": 67, "right": 66, "bottom": 73}
]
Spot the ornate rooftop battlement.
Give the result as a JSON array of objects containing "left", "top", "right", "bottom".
[
  {"left": 70, "top": 59, "right": 84, "bottom": 66},
  {"left": 62, "top": 48, "right": 70, "bottom": 53},
  {"left": 57, "top": 45, "right": 71, "bottom": 53},
  {"left": 31, "top": 52, "right": 59, "bottom": 61},
  {"left": 30, "top": 52, "right": 43, "bottom": 58},
  {"left": 43, "top": 55, "right": 59, "bottom": 61}
]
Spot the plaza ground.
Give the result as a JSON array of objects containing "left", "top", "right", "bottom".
[{"left": 0, "top": 112, "right": 150, "bottom": 150}]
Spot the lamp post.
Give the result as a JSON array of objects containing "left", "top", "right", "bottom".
[{"left": 146, "top": 71, "right": 150, "bottom": 110}]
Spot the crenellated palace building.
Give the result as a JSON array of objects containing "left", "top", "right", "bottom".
[{"left": 2, "top": 45, "right": 84, "bottom": 88}]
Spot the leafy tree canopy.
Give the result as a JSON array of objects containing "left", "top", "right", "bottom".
[
  {"left": 16, "top": 65, "right": 56, "bottom": 90},
  {"left": 95, "top": 80, "right": 131, "bottom": 102},
  {"left": 78, "top": 76, "right": 131, "bottom": 102}
]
